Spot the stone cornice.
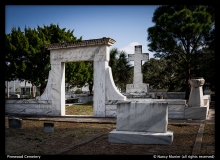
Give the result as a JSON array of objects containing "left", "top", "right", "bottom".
[{"left": 45, "top": 37, "right": 116, "bottom": 50}]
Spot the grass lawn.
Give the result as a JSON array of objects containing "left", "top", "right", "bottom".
[{"left": 65, "top": 102, "right": 93, "bottom": 115}]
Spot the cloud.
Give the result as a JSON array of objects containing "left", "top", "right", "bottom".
[
  {"left": 119, "top": 42, "right": 154, "bottom": 59},
  {"left": 119, "top": 42, "right": 140, "bottom": 55}
]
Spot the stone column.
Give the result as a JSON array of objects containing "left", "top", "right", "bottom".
[
  {"left": 188, "top": 77, "right": 205, "bottom": 107},
  {"left": 60, "top": 62, "right": 65, "bottom": 116},
  {"left": 93, "top": 61, "right": 108, "bottom": 117},
  {"left": 93, "top": 45, "right": 109, "bottom": 117}
]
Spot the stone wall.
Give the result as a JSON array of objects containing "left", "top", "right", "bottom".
[
  {"left": 166, "top": 92, "right": 185, "bottom": 99},
  {"left": 5, "top": 99, "right": 55, "bottom": 116}
]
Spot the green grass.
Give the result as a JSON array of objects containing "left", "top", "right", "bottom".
[{"left": 66, "top": 102, "right": 93, "bottom": 115}]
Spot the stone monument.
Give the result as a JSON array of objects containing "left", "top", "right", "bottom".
[
  {"left": 5, "top": 37, "right": 126, "bottom": 117},
  {"left": 8, "top": 117, "right": 22, "bottom": 129},
  {"left": 185, "top": 77, "right": 210, "bottom": 120},
  {"left": 126, "top": 45, "right": 149, "bottom": 94},
  {"left": 188, "top": 77, "right": 205, "bottom": 107},
  {"left": 108, "top": 100, "right": 174, "bottom": 145}
]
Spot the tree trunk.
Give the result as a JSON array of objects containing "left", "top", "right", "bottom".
[
  {"left": 24, "top": 81, "right": 26, "bottom": 95},
  {"left": 32, "top": 84, "right": 35, "bottom": 98},
  {"left": 89, "top": 83, "right": 93, "bottom": 95},
  {"left": 7, "top": 81, "right": 9, "bottom": 98},
  {"left": 184, "top": 67, "right": 191, "bottom": 100}
]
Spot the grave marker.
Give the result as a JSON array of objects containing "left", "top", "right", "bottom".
[
  {"left": 8, "top": 117, "right": 22, "bottom": 129},
  {"left": 126, "top": 45, "right": 149, "bottom": 93},
  {"left": 44, "top": 122, "right": 54, "bottom": 132}
]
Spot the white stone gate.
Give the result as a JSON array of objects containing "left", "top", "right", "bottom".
[{"left": 38, "top": 37, "right": 126, "bottom": 117}]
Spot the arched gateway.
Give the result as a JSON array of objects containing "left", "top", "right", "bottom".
[{"left": 38, "top": 37, "right": 126, "bottom": 117}]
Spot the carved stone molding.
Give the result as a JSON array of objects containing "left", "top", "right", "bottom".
[{"left": 45, "top": 37, "right": 116, "bottom": 50}]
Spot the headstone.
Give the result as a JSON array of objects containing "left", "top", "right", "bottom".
[
  {"left": 126, "top": 45, "right": 149, "bottom": 94},
  {"left": 8, "top": 117, "right": 22, "bottom": 129},
  {"left": 108, "top": 101, "right": 174, "bottom": 145},
  {"left": 203, "top": 83, "right": 211, "bottom": 95},
  {"left": 10, "top": 94, "right": 20, "bottom": 98},
  {"left": 44, "top": 123, "right": 54, "bottom": 132}
]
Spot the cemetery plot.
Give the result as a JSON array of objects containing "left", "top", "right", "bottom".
[{"left": 5, "top": 117, "right": 214, "bottom": 155}]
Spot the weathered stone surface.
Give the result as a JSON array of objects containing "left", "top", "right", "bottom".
[
  {"left": 37, "top": 71, "right": 52, "bottom": 101},
  {"left": 93, "top": 61, "right": 107, "bottom": 117},
  {"left": 126, "top": 45, "right": 149, "bottom": 93},
  {"left": 104, "top": 99, "right": 187, "bottom": 119},
  {"left": 108, "top": 129, "right": 173, "bottom": 145},
  {"left": 5, "top": 102, "right": 54, "bottom": 116},
  {"left": 116, "top": 101, "right": 168, "bottom": 133},
  {"left": 188, "top": 78, "right": 205, "bottom": 107},
  {"left": 126, "top": 83, "right": 149, "bottom": 93},
  {"left": 184, "top": 107, "right": 208, "bottom": 120},
  {"left": 168, "top": 105, "right": 185, "bottom": 112},
  {"left": 106, "top": 110, "right": 117, "bottom": 118},
  {"left": 166, "top": 92, "right": 185, "bottom": 99},
  {"left": 46, "top": 37, "right": 115, "bottom": 50},
  {"left": 168, "top": 112, "right": 184, "bottom": 119},
  {"left": 105, "top": 67, "right": 126, "bottom": 101},
  {"left": 106, "top": 104, "right": 117, "bottom": 117}
]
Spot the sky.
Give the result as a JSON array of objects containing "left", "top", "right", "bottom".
[{"left": 5, "top": 5, "right": 160, "bottom": 60}]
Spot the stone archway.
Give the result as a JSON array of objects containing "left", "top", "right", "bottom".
[{"left": 38, "top": 37, "right": 126, "bottom": 117}]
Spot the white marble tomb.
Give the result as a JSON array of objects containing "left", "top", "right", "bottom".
[{"left": 108, "top": 101, "right": 174, "bottom": 145}]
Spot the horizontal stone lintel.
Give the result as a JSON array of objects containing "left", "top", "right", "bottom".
[{"left": 45, "top": 37, "right": 116, "bottom": 50}]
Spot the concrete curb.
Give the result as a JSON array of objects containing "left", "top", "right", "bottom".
[
  {"left": 192, "top": 123, "right": 205, "bottom": 155},
  {"left": 54, "top": 132, "right": 106, "bottom": 155}
]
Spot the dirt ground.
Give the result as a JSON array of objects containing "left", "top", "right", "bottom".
[{"left": 5, "top": 117, "right": 215, "bottom": 156}]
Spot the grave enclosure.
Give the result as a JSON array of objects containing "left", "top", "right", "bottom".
[
  {"left": 6, "top": 38, "right": 125, "bottom": 117},
  {"left": 5, "top": 37, "right": 210, "bottom": 121},
  {"left": 5, "top": 37, "right": 212, "bottom": 145}
]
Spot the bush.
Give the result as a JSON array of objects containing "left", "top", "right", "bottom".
[
  {"left": 75, "top": 89, "right": 83, "bottom": 94},
  {"left": 36, "top": 91, "right": 40, "bottom": 96},
  {"left": 211, "top": 92, "right": 215, "bottom": 101}
]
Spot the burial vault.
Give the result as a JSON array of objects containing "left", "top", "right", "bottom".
[{"left": 38, "top": 37, "right": 126, "bottom": 117}]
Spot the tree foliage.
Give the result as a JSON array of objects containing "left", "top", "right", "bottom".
[
  {"left": 143, "top": 58, "right": 185, "bottom": 92},
  {"left": 147, "top": 5, "right": 215, "bottom": 99},
  {"left": 109, "top": 48, "right": 133, "bottom": 92},
  {"left": 65, "top": 62, "right": 93, "bottom": 94},
  {"left": 5, "top": 24, "right": 82, "bottom": 95}
]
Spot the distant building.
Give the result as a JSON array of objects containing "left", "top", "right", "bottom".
[
  {"left": 5, "top": 80, "right": 40, "bottom": 95},
  {"left": 5, "top": 80, "right": 93, "bottom": 96}
]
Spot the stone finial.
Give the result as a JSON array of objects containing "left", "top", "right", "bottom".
[
  {"left": 188, "top": 77, "right": 205, "bottom": 88},
  {"left": 188, "top": 77, "right": 205, "bottom": 107}
]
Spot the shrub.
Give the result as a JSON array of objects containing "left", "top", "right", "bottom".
[{"left": 75, "top": 89, "right": 83, "bottom": 94}]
